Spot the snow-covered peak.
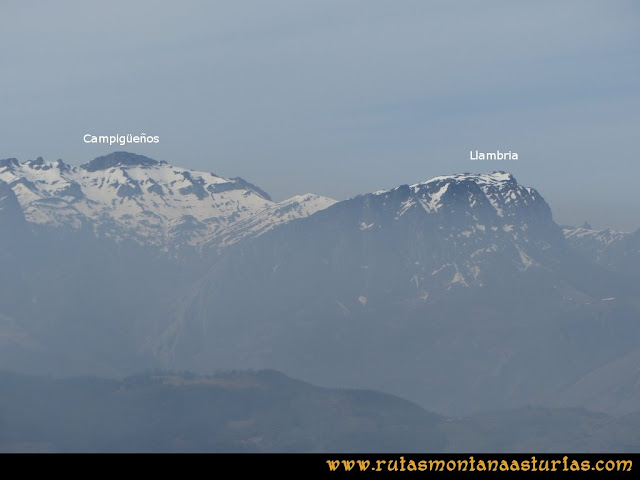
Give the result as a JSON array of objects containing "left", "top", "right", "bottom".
[
  {"left": 0, "top": 153, "right": 335, "bottom": 249},
  {"left": 562, "top": 224, "right": 639, "bottom": 275},
  {"left": 375, "top": 171, "right": 519, "bottom": 199},
  {"left": 414, "top": 171, "right": 517, "bottom": 189},
  {"left": 373, "top": 171, "right": 544, "bottom": 220},
  {"left": 81, "top": 151, "right": 161, "bottom": 172},
  {"left": 357, "top": 170, "right": 562, "bottom": 282}
]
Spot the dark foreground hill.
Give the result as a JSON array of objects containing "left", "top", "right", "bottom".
[{"left": 0, "top": 370, "right": 638, "bottom": 453}]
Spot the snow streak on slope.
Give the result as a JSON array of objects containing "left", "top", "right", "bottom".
[
  {"left": 215, "top": 193, "right": 337, "bottom": 248},
  {"left": 563, "top": 226, "right": 628, "bottom": 247}
]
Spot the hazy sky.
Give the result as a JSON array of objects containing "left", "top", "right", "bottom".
[{"left": 1, "top": 1, "right": 638, "bottom": 230}]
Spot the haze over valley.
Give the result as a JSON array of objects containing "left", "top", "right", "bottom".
[{"left": 1, "top": 152, "right": 639, "bottom": 451}]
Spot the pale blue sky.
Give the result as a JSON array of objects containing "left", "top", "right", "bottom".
[{"left": 1, "top": 1, "right": 638, "bottom": 230}]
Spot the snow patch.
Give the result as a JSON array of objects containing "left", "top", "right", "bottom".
[
  {"left": 517, "top": 248, "right": 534, "bottom": 270},
  {"left": 360, "top": 221, "right": 374, "bottom": 230}
]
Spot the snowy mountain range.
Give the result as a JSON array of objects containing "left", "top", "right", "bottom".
[
  {"left": 2, "top": 151, "right": 635, "bottom": 265},
  {"left": 563, "top": 223, "right": 640, "bottom": 278},
  {"left": 1, "top": 153, "right": 639, "bottom": 417},
  {"left": 0, "top": 151, "right": 335, "bottom": 249}
]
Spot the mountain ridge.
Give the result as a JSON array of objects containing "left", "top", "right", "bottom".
[
  {"left": 2, "top": 156, "right": 639, "bottom": 417},
  {"left": 3, "top": 368, "right": 638, "bottom": 452},
  {"left": 0, "top": 152, "right": 336, "bottom": 249}
]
